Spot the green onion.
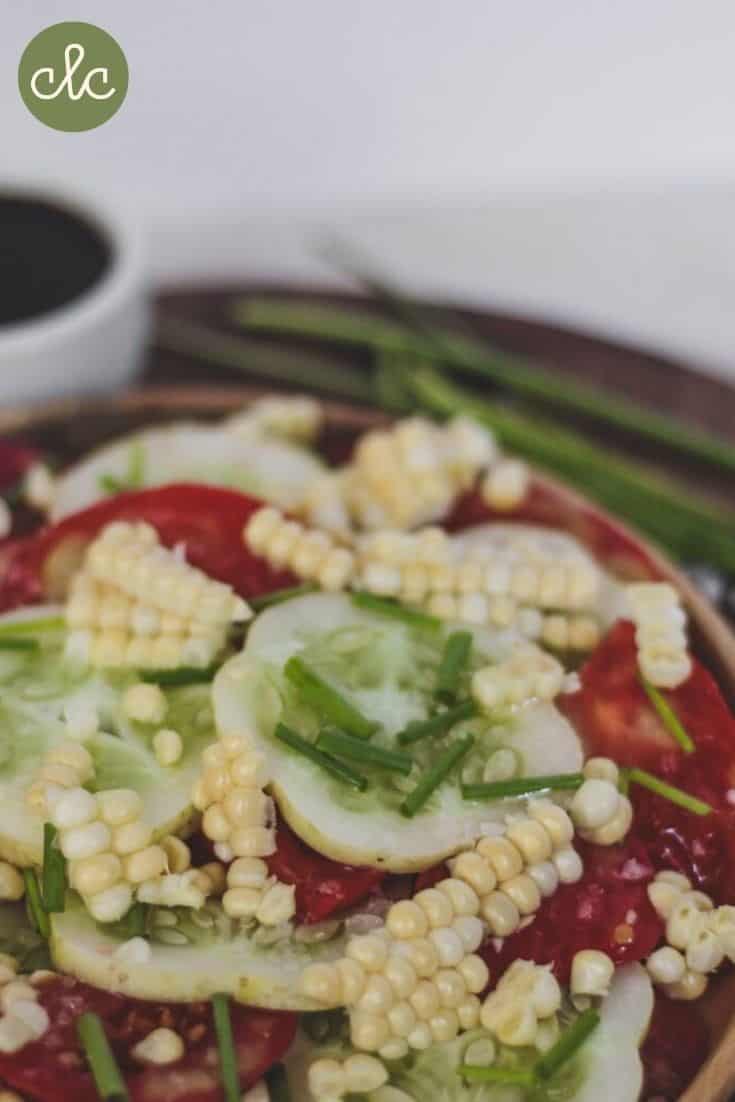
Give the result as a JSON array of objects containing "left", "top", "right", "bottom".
[
  {"left": 211, "top": 993, "right": 241, "bottom": 1102},
  {"left": 284, "top": 656, "right": 379, "bottom": 739},
  {"left": 639, "top": 676, "right": 694, "bottom": 754},
  {"left": 139, "top": 665, "right": 219, "bottom": 686},
  {"left": 24, "top": 869, "right": 50, "bottom": 939},
  {"left": 265, "top": 1063, "right": 292, "bottom": 1102},
  {"left": 77, "top": 1012, "right": 129, "bottom": 1101},
  {"left": 42, "top": 822, "right": 66, "bottom": 913},
  {"left": 460, "top": 1065, "right": 536, "bottom": 1087},
  {"left": 462, "top": 772, "right": 585, "bottom": 802},
  {"left": 98, "top": 444, "right": 146, "bottom": 496},
  {"left": 0, "top": 636, "right": 40, "bottom": 652},
  {"left": 626, "top": 767, "right": 712, "bottom": 815},
  {"left": 397, "top": 699, "right": 476, "bottom": 746},
  {"left": 351, "top": 591, "right": 441, "bottom": 630},
  {"left": 0, "top": 615, "right": 64, "bottom": 637},
  {"left": 401, "top": 734, "right": 474, "bottom": 818},
  {"left": 435, "top": 631, "right": 473, "bottom": 702},
  {"left": 536, "top": 1008, "right": 601, "bottom": 1081},
  {"left": 107, "top": 902, "right": 149, "bottom": 941},
  {"left": 250, "top": 583, "right": 317, "bottom": 611},
  {"left": 275, "top": 723, "right": 368, "bottom": 790},
  {"left": 316, "top": 727, "right": 413, "bottom": 774},
  {"left": 20, "top": 943, "right": 53, "bottom": 973}
]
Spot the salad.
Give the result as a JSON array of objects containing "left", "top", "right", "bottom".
[{"left": 0, "top": 394, "right": 729, "bottom": 1102}]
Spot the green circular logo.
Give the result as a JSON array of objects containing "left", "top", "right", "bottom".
[{"left": 18, "top": 22, "right": 128, "bottom": 132}]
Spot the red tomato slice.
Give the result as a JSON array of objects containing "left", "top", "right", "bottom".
[
  {"left": 0, "top": 977, "right": 296, "bottom": 1102},
  {"left": 640, "top": 994, "right": 709, "bottom": 1100},
  {"left": 267, "top": 820, "right": 385, "bottom": 924}
]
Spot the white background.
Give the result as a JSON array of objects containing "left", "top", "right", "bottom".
[{"left": 4, "top": 1, "right": 735, "bottom": 378}]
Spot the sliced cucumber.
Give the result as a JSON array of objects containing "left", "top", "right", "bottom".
[
  {"left": 51, "top": 422, "right": 325, "bottom": 519},
  {"left": 213, "top": 594, "right": 582, "bottom": 871},
  {"left": 284, "top": 964, "right": 653, "bottom": 1102},
  {"left": 51, "top": 896, "right": 345, "bottom": 1010},
  {"left": 0, "top": 608, "right": 215, "bottom": 866}
]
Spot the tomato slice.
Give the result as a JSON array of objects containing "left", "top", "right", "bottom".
[
  {"left": 0, "top": 976, "right": 296, "bottom": 1102},
  {"left": 267, "top": 820, "right": 385, "bottom": 924},
  {"left": 640, "top": 993, "right": 709, "bottom": 1100}
]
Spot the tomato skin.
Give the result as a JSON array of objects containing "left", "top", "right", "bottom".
[
  {"left": 0, "top": 976, "right": 297, "bottom": 1102},
  {"left": 267, "top": 820, "right": 384, "bottom": 924},
  {"left": 640, "top": 994, "right": 710, "bottom": 1100}
]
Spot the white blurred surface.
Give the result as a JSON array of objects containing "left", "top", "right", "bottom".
[{"left": 4, "top": 1, "right": 735, "bottom": 379}]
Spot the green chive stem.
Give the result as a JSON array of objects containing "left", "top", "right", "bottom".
[
  {"left": 211, "top": 993, "right": 240, "bottom": 1102},
  {"left": 626, "top": 767, "right": 712, "bottom": 816},
  {"left": 462, "top": 772, "right": 585, "bottom": 802},
  {"left": 24, "top": 869, "right": 50, "bottom": 939},
  {"left": 284, "top": 656, "right": 379, "bottom": 740},
  {"left": 316, "top": 728, "right": 413, "bottom": 775},
  {"left": 0, "top": 616, "right": 65, "bottom": 637},
  {"left": 275, "top": 723, "right": 368, "bottom": 790},
  {"left": 460, "top": 1065, "right": 536, "bottom": 1087},
  {"left": 42, "top": 822, "right": 66, "bottom": 913},
  {"left": 435, "top": 631, "right": 473, "bottom": 702},
  {"left": 139, "top": 666, "right": 219, "bottom": 686},
  {"left": 351, "top": 591, "right": 441, "bottom": 630},
  {"left": 401, "top": 734, "right": 474, "bottom": 818},
  {"left": 77, "top": 1012, "right": 129, "bottom": 1101},
  {"left": 397, "top": 699, "right": 476, "bottom": 746},
  {"left": 250, "top": 583, "right": 317, "bottom": 611},
  {"left": 536, "top": 1008, "right": 601, "bottom": 1080},
  {"left": 0, "top": 637, "right": 40, "bottom": 652},
  {"left": 639, "top": 676, "right": 694, "bottom": 754}
]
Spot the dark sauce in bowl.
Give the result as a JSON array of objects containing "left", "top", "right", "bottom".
[{"left": 0, "top": 195, "right": 112, "bottom": 327}]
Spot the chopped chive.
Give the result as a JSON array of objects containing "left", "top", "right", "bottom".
[
  {"left": 397, "top": 699, "right": 476, "bottom": 746},
  {"left": 139, "top": 665, "right": 219, "bottom": 686},
  {"left": 401, "top": 734, "right": 474, "bottom": 818},
  {"left": 536, "top": 1008, "right": 600, "bottom": 1080},
  {"left": 250, "top": 583, "right": 317, "bottom": 611},
  {"left": 24, "top": 869, "right": 50, "bottom": 939},
  {"left": 42, "top": 822, "right": 66, "bottom": 913},
  {"left": 107, "top": 902, "right": 148, "bottom": 940},
  {"left": 626, "top": 767, "right": 712, "bottom": 816},
  {"left": 211, "top": 993, "right": 241, "bottom": 1102},
  {"left": 20, "top": 943, "right": 53, "bottom": 973},
  {"left": 284, "top": 656, "right": 379, "bottom": 740},
  {"left": 639, "top": 675, "right": 694, "bottom": 754},
  {"left": 316, "top": 727, "right": 413, "bottom": 775},
  {"left": 98, "top": 474, "right": 128, "bottom": 494},
  {"left": 275, "top": 723, "right": 368, "bottom": 790},
  {"left": 265, "top": 1063, "right": 292, "bottom": 1102},
  {"left": 98, "top": 445, "right": 145, "bottom": 496},
  {"left": 0, "top": 636, "right": 40, "bottom": 652},
  {"left": 462, "top": 772, "right": 585, "bottom": 802},
  {"left": 351, "top": 591, "right": 441, "bottom": 630},
  {"left": 77, "top": 1012, "right": 129, "bottom": 1101},
  {"left": 460, "top": 1065, "right": 536, "bottom": 1087},
  {"left": 435, "top": 631, "right": 473, "bottom": 703},
  {"left": 0, "top": 615, "right": 64, "bottom": 637}
]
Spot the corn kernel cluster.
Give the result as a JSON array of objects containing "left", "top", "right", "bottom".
[
  {"left": 297, "top": 471, "right": 352, "bottom": 535},
  {"left": 626, "top": 582, "right": 692, "bottom": 689},
  {"left": 65, "top": 521, "right": 251, "bottom": 669},
  {"left": 471, "top": 645, "right": 565, "bottom": 713},
  {"left": 646, "top": 871, "right": 735, "bottom": 1000},
  {"left": 193, "top": 735, "right": 276, "bottom": 864},
  {"left": 26, "top": 741, "right": 96, "bottom": 819},
  {"left": 0, "top": 961, "right": 50, "bottom": 1054},
  {"left": 480, "top": 959, "right": 561, "bottom": 1046},
  {"left": 307, "top": 1053, "right": 388, "bottom": 1100},
  {"left": 221, "top": 856, "right": 296, "bottom": 927},
  {"left": 228, "top": 395, "right": 323, "bottom": 444},
  {"left": 568, "top": 758, "right": 633, "bottom": 847},
  {"left": 245, "top": 506, "right": 356, "bottom": 591},
  {"left": 480, "top": 459, "right": 531, "bottom": 513}
]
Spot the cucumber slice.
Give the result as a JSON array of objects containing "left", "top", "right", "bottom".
[
  {"left": 51, "top": 422, "right": 325, "bottom": 519},
  {"left": 284, "top": 964, "right": 653, "bottom": 1102},
  {"left": 213, "top": 594, "right": 582, "bottom": 871},
  {"left": 51, "top": 895, "right": 345, "bottom": 1010},
  {"left": 0, "top": 607, "right": 215, "bottom": 866}
]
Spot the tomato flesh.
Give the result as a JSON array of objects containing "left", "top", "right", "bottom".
[
  {"left": 640, "top": 994, "right": 710, "bottom": 1100},
  {"left": 0, "top": 976, "right": 296, "bottom": 1102}
]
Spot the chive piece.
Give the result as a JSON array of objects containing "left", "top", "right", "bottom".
[
  {"left": 42, "top": 823, "right": 66, "bottom": 913},
  {"left": 24, "top": 869, "right": 50, "bottom": 939},
  {"left": 397, "top": 699, "right": 476, "bottom": 746},
  {"left": 401, "top": 735, "right": 474, "bottom": 818},
  {"left": 265, "top": 1063, "right": 292, "bottom": 1102},
  {"left": 284, "top": 656, "right": 379, "bottom": 740},
  {"left": 626, "top": 767, "right": 712, "bottom": 816},
  {"left": 77, "top": 1012, "right": 129, "bottom": 1101},
  {"left": 98, "top": 445, "right": 146, "bottom": 495},
  {"left": 351, "top": 592, "right": 441, "bottom": 630},
  {"left": 275, "top": 723, "right": 368, "bottom": 791},
  {"left": 639, "top": 676, "right": 695, "bottom": 754},
  {"left": 435, "top": 631, "right": 473, "bottom": 703},
  {"left": 0, "top": 615, "right": 64, "bottom": 637},
  {"left": 98, "top": 474, "right": 127, "bottom": 494},
  {"left": 107, "top": 902, "right": 148, "bottom": 940},
  {"left": 0, "top": 636, "right": 40, "bottom": 652},
  {"left": 536, "top": 1008, "right": 601, "bottom": 1080},
  {"left": 139, "top": 665, "right": 219, "bottom": 686},
  {"left": 462, "top": 772, "right": 585, "bottom": 802},
  {"left": 250, "top": 583, "right": 317, "bottom": 611},
  {"left": 212, "top": 993, "right": 241, "bottom": 1102},
  {"left": 460, "top": 1065, "right": 536, "bottom": 1087},
  {"left": 20, "top": 943, "right": 53, "bottom": 973},
  {"left": 316, "top": 728, "right": 413, "bottom": 775}
]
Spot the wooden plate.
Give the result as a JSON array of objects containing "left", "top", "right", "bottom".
[{"left": 2, "top": 384, "right": 735, "bottom": 1101}]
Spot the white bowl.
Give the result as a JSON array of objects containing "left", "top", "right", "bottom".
[{"left": 0, "top": 184, "right": 149, "bottom": 406}]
